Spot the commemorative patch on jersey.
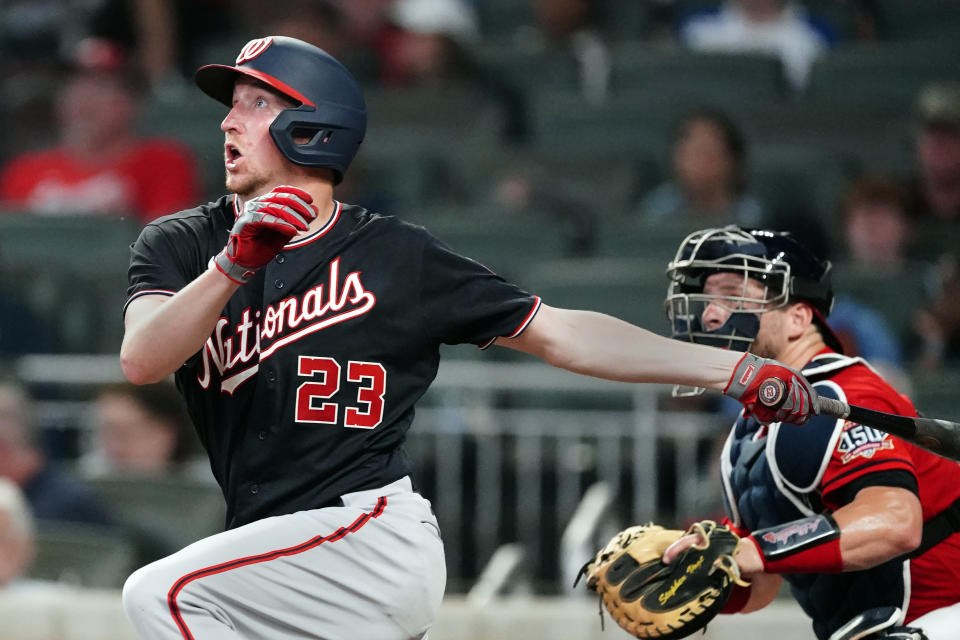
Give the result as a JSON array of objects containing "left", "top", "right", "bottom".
[{"left": 836, "top": 420, "right": 894, "bottom": 464}]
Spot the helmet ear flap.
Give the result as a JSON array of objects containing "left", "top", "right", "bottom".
[{"left": 269, "top": 104, "right": 365, "bottom": 184}]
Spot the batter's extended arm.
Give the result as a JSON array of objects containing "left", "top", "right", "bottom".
[{"left": 499, "top": 305, "right": 818, "bottom": 424}]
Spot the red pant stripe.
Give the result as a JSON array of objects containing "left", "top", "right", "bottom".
[{"left": 166, "top": 496, "right": 387, "bottom": 640}]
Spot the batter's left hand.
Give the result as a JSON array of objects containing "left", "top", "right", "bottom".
[{"left": 723, "top": 353, "right": 818, "bottom": 425}]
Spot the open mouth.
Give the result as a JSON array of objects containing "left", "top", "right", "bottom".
[{"left": 225, "top": 144, "right": 242, "bottom": 168}]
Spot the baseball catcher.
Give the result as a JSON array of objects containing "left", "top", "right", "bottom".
[{"left": 577, "top": 520, "right": 748, "bottom": 639}]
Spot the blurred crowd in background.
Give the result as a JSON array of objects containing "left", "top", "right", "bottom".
[{"left": 0, "top": 0, "right": 959, "bottom": 594}]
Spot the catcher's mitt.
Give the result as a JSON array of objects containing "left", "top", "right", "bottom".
[{"left": 576, "top": 521, "right": 748, "bottom": 639}]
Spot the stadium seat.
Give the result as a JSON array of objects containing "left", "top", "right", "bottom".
[
  {"left": 874, "top": 0, "right": 960, "bottom": 42},
  {"left": 525, "top": 257, "right": 673, "bottom": 335},
  {"left": 445, "top": 143, "right": 647, "bottom": 217},
  {"left": 730, "top": 99, "right": 913, "bottom": 177},
  {"left": 473, "top": 45, "right": 581, "bottom": 94},
  {"left": 610, "top": 46, "right": 787, "bottom": 100},
  {"left": 595, "top": 0, "right": 652, "bottom": 41},
  {"left": 748, "top": 143, "right": 849, "bottom": 226},
  {"left": 87, "top": 475, "right": 226, "bottom": 566},
  {"left": 909, "top": 219, "right": 958, "bottom": 263},
  {"left": 364, "top": 87, "right": 507, "bottom": 150},
  {"left": 29, "top": 520, "right": 136, "bottom": 589},
  {"left": 806, "top": 42, "right": 960, "bottom": 107},
  {"left": 832, "top": 262, "right": 930, "bottom": 343},
  {"left": 593, "top": 217, "right": 709, "bottom": 264},
  {"left": 805, "top": 0, "right": 860, "bottom": 41},
  {"left": 475, "top": 0, "right": 532, "bottom": 40},
  {"left": 528, "top": 89, "right": 674, "bottom": 155},
  {"left": 0, "top": 214, "right": 140, "bottom": 353},
  {"left": 910, "top": 369, "right": 960, "bottom": 423},
  {"left": 349, "top": 147, "right": 460, "bottom": 211},
  {"left": 407, "top": 204, "right": 568, "bottom": 283},
  {"left": 0, "top": 213, "right": 140, "bottom": 275},
  {"left": 360, "top": 87, "right": 514, "bottom": 208}
]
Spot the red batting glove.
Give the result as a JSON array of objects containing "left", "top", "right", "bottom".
[
  {"left": 214, "top": 185, "right": 318, "bottom": 283},
  {"left": 723, "top": 353, "right": 819, "bottom": 425}
]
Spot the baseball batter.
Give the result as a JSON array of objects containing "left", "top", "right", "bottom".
[
  {"left": 661, "top": 227, "right": 960, "bottom": 640},
  {"left": 118, "top": 37, "right": 819, "bottom": 640}
]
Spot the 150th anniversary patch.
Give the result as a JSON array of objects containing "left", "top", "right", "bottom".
[{"left": 837, "top": 420, "right": 894, "bottom": 463}]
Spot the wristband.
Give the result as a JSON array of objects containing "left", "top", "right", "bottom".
[
  {"left": 214, "top": 250, "right": 259, "bottom": 284},
  {"left": 748, "top": 514, "right": 843, "bottom": 574}
]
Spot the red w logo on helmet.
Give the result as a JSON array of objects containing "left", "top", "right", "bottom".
[{"left": 236, "top": 37, "right": 274, "bottom": 65}]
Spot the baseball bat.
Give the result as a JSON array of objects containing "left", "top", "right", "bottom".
[{"left": 758, "top": 378, "right": 960, "bottom": 462}]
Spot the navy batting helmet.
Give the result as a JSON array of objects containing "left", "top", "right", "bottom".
[
  {"left": 665, "top": 225, "right": 841, "bottom": 353},
  {"left": 195, "top": 36, "right": 366, "bottom": 184}
]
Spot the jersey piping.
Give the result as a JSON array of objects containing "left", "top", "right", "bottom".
[
  {"left": 166, "top": 495, "right": 388, "bottom": 640},
  {"left": 479, "top": 296, "right": 542, "bottom": 349},
  {"left": 124, "top": 288, "right": 178, "bottom": 313},
  {"left": 285, "top": 200, "right": 342, "bottom": 248},
  {"left": 231, "top": 195, "right": 343, "bottom": 249}
]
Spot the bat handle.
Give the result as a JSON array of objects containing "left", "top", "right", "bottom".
[{"left": 816, "top": 396, "right": 851, "bottom": 420}]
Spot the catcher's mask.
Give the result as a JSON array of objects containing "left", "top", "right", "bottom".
[
  {"left": 195, "top": 36, "right": 366, "bottom": 185},
  {"left": 665, "top": 225, "right": 839, "bottom": 396}
]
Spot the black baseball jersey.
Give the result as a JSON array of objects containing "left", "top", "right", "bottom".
[{"left": 125, "top": 196, "right": 540, "bottom": 528}]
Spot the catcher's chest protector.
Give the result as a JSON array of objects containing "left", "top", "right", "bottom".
[{"left": 721, "top": 357, "right": 908, "bottom": 640}]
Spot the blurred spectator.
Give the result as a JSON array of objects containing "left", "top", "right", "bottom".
[
  {"left": 492, "top": 167, "right": 598, "bottom": 257},
  {"left": 679, "top": 0, "right": 832, "bottom": 91},
  {"left": 0, "top": 379, "right": 110, "bottom": 526},
  {"left": 839, "top": 175, "right": 914, "bottom": 274},
  {"left": 0, "top": 2, "right": 82, "bottom": 162},
  {"left": 645, "top": 0, "right": 681, "bottom": 43},
  {"left": 79, "top": 381, "right": 211, "bottom": 481},
  {"left": 637, "top": 107, "right": 765, "bottom": 225},
  {"left": 381, "top": 0, "right": 480, "bottom": 86},
  {"left": 913, "top": 255, "right": 960, "bottom": 372},
  {"left": 829, "top": 297, "right": 908, "bottom": 391},
  {"left": 905, "top": 83, "right": 960, "bottom": 222},
  {"left": 850, "top": 0, "right": 882, "bottom": 41},
  {"left": 0, "top": 478, "right": 35, "bottom": 588},
  {"left": 247, "top": 0, "right": 352, "bottom": 62},
  {"left": 87, "top": 0, "right": 237, "bottom": 94},
  {"left": 520, "top": 0, "right": 611, "bottom": 103},
  {"left": 333, "top": 0, "right": 397, "bottom": 49},
  {"left": 0, "top": 38, "right": 202, "bottom": 224},
  {"left": 378, "top": 0, "right": 528, "bottom": 141},
  {"left": 772, "top": 213, "right": 909, "bottom": 388}
]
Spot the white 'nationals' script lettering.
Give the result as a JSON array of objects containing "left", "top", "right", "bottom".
[{"left": 197, "top": 257, "right": 377, "bottom": 394}]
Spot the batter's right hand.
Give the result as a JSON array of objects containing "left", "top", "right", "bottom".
[
  {"left": 215, "top": 186, "right": 318, "bottom": 283},
  {"left": 722, "top": 353, "right": 818, "bottom": 425}
]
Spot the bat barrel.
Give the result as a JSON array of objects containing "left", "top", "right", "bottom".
[{"left": 912, "top": 417, "right": 960, "bottom": 462}]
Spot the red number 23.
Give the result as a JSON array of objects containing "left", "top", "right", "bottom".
[{"left": 295, "top": 356, "right": 386, "bottom": 429}]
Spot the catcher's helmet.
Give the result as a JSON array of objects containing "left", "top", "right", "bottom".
[
  {"left": 665, "top": 225, "right": 840, "bottom": 353},
  {"left": 195, "top": 36, "right": 366, "bottom": 184}
]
